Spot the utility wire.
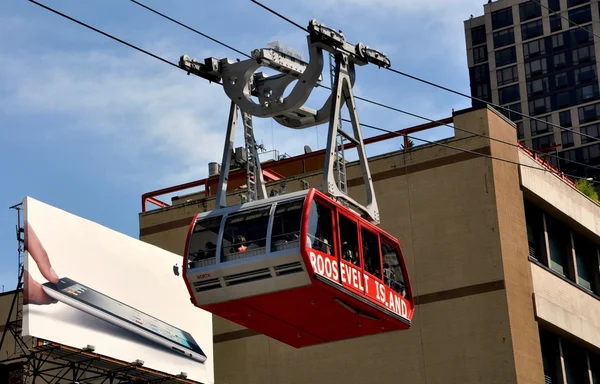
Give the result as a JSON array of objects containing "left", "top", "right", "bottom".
[
  {"left": 124, "top": 0, "right": 598, "bottom": 173},
  {"left": 26, "top": 0, "right": 594, "bottom": 183},
  {"left": 248, "top": 0, "right": 600, "bottom": 145},
  {"left": 129, "top": 0, "right": 252, "bottom": 59},
  {"left": 27, "top": 0, "right": 182, "bottom": 71}
]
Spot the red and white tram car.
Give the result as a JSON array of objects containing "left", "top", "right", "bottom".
[{"left": 183, "top": 188, "right": 414, "bottom": 348}]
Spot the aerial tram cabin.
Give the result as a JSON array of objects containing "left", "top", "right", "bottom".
[{"left": 183, "top": 188, "right": 414, "bottom": 348}]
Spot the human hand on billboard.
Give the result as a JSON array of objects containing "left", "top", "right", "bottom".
[{"left": 23, "top": 222, "right": 59, "bottom": 305}]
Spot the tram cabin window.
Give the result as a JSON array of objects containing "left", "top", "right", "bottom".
[
  {"left": 221, "top": 208, "right": 271, "bottom": 262},
  {"left": 188, "top": 216, "right": 221, "bottom": 268},
  {"left": 271, "top": 199, "right": 304, "bottom": 252},
  {"left": 339, "top": 215, "right": 360, "bottom": 266},
  {"left": 381, "top": 240, "right": 407, "bottom": 297},
  {"left": 361, "top": 228, "right": 382, "bottom": 279},
  {"left": 306, "top": 200, "right": 333, "bottom": 255}
]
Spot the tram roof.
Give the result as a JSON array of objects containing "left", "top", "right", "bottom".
[{"left": 196, "top": 189, "right": 311, "bottom": 220}]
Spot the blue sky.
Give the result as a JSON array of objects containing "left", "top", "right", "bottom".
[{"left": 0, "top": 0, "right": 485, "bottom": 290}]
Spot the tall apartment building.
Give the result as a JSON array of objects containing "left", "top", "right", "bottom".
[
  {"left": 136, "top": 105, "right": 600, "bottom": 384},
  {"left": 464, "top": 0, "right": 600, "bottom": 180}
]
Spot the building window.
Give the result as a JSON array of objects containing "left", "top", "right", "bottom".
[
  {"left": 522, "top": 19, "right": 543, "bottom": 41},
  {"left": 471, "top": 64, "right": 489, "bottom": 83},
  {"left": 529, "top": 96, "right": 551, "bottom": 115},
  {"left": 568, "top": 4, "right": 592, "bottom": 26},
  {"left": 539, "top": 328, "right": 561, "bottom": 383},
  {"left": 499, "top": 84, "right": 521, "bottom": 104},
  {"left": 548, "top": 0, "right": 560, "bottom": 11},
  {"left": 492, "top": 7, "right": 514, "bottom": 30},
  {"left": 582, "top": 143, "right": 600, "bottom": 164},
  {"left": 473, "top": 45, "right": 488, "bottom": 64},
  {"left": 551, "top": 33, "right": 565, "bottom": 50},
  {"left": 572, "top": 24, "right": 593, "bottom": 44},
  {"left": 531, "top": 115, "right": 552, "bottom": 135},
  {"left": 523, "top": 38, "right": 546, "bottom": 60},
  {"left": 581, "top": 122, "right": 600, "bottom": 143},
  {"left": 495, "top": 46, "right": 517, "bottom": 67},
  {"left": 520, "top": 1, "right": 542, "bottom": 21},
  {"left": 556, "top": 90, "right": 572, "bottom": 109},
  {"left": 525, "top": 201, "right": 546, "bottom": 262},
  {"left": 554, "top": 72, "right": 568, "bottom": 93},
  {"left": 507, "top": 102, "right": 522, "bottom": 121},
  {"left": 573, "top": 233, "right": 597, "bottom": 293},
  {"left": 526, "top": 58, "right": 547, "bottom": 78},
  {"left": 497, "top": 65, "right": 518, "bottom": 86},
  {"left": 471, "top": 25, "right": 486, "bottom": 46},
  {"left": 559, "top": 110, "right": 572, "bottom": 127},
  {"left": 567, "top": 0, "right": 589, "bottom": 7},
  {"left": 493, "top": 28, "right": 515, "bottom": 48},
  {"left": 562, "top": 339, "right": 589, "bottom": 384},
  {"left": 562, "top": 130, "right": 574, "bottom": 148},
  {"left": 517, "top": 121, "right": 525, "bottom": 139},
  {"left": 532, "top": 133, "right": 556, "bottom": 150},
  {"left": 545, "top": 214, "right": 570, "bottom": 276},
  {"left": 475, "top": 83, "right": 490, "bottom": 101},
  {"left": 575, "top": 64, "right": 596, "bottom": 84},
  {"left": 576, "top": 83, "right": 599, "bottom": 103},
  {"left": 550, "top": 14, "right": 562, "bottom": 32},
  {"left": 553, "top": 53, "right": 567, "bottom": 70},
  {"left": 527, "top": 77, "right": 548, "bottom": 97},
  {"left": 578, "top": 102, "right": 600, "bottom": 123},
  {"left": 573, "top": 45, "right": 595, "bottom": 65}
]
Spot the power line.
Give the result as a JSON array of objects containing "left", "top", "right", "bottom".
[
  {"left": 128, "top": 0, "right": 252, "bottom": 59},
  {"left": 27, "top": 0, "right": 182, "bottom": 71},
  {"left": 247, "top": 0, "right": 600, "bottom": 145},
  {"left": 123, "top": 0, "right": 599, "bottom": 173},
  {"left": 26, "top": 0, "right": 596, "bottom": 184}
]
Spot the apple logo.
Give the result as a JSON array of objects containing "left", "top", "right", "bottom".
[{"left": 173, "top": 263, "right": 180, "bottom": 276}]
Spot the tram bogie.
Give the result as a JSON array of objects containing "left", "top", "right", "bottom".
[{"left": 183, "top": 188, "right": 414, "bottom": 348}]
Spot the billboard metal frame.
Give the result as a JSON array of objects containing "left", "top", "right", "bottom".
[{"left": 1, "top": 203, "right": 205, "bottom": 384}]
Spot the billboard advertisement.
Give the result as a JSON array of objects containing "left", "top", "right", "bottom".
[{"left": 22, "top": 196, "right": 214, "bottom": 383}]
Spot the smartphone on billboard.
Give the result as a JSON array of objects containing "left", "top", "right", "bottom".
[{"left": 41, "top": 277, "right": 207, "bottom": 364}]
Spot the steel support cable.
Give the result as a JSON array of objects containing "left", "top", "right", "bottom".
[
  {"left": 26, "top": 0, "right": 596, "bottom": 183},
  {"left": 248, "top": 0, "right": 600, "bottom": 145},
  {"left": 121, "top": 0, "right": 600, "bottom": 173}
]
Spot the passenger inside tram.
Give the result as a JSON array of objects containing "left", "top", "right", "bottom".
[
  {"left": 339, "top": 216, "right": 360, "bottom": 266},
  {"left": 221, "top": 207, "right": 270, "bottom": 261},
  {"left": 382, "top": 242, "right": 407, "bottom": 297},
  {"left": 307, "top": 201, "right": 334, "bottom": 255},
  {"left": 270, "top": 199, "right": 303, "bottom": 251}
]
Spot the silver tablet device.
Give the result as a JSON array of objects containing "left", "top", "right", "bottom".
[{"left": 41, "top": 277, "right": 207, "bottom": 364}]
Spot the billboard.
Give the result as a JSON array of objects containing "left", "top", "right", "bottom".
[{"left": 22, "top": 196, "right": 214, "bottom": 383}]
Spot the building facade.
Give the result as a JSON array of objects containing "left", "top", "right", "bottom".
[
  {"left": 138, "top": 106, "right": 600, "bottom": 383},
  {"left": 464, "top": 0, "right": 600, "bottom": 180}
]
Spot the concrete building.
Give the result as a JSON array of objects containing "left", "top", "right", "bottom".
[
  {"left": 464, "top": 0, "right": 600, "bottom": 180},
  {"left": 138, "top": 105, "right": 600, "bottom": 383}
]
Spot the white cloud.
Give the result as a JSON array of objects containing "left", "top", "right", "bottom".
[{"left": 0, "top": 45, "right": 235, "bottom": 188}]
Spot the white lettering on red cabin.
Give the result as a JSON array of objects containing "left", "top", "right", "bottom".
[{"left": 309, "top": 250, "right": 408, "bottom": 319}]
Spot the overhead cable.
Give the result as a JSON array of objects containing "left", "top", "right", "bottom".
[
  {"left": 123, "top": 0, "right": 598, "bottom": 173},
  {"left": 26, "top": 0, "right": 596, "bottom": 183},
  {"left": 248, "top": 0, "right": 600, "bottom": 145}
]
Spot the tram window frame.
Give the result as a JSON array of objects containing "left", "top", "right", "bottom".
[
  {"left": 380, "top": 238, "right": 407, "bottom": 297},
  {"left": 360, "top": 227, "right": 383, "bottom": 280},
  {"left": 338, "top": 214, "right": 361, "bottom": 268},
  {"left": 306, "top": 199, "right": 334, "bottom": 255},
  {"left": 188, "top": 216, "right": 222, "bottom": 268},
  {"left": 221, "top": 207, "right": 271, "bottom": 262},
  {"left": 270, "top": 199, "right": 304, "bottom": 252}
]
